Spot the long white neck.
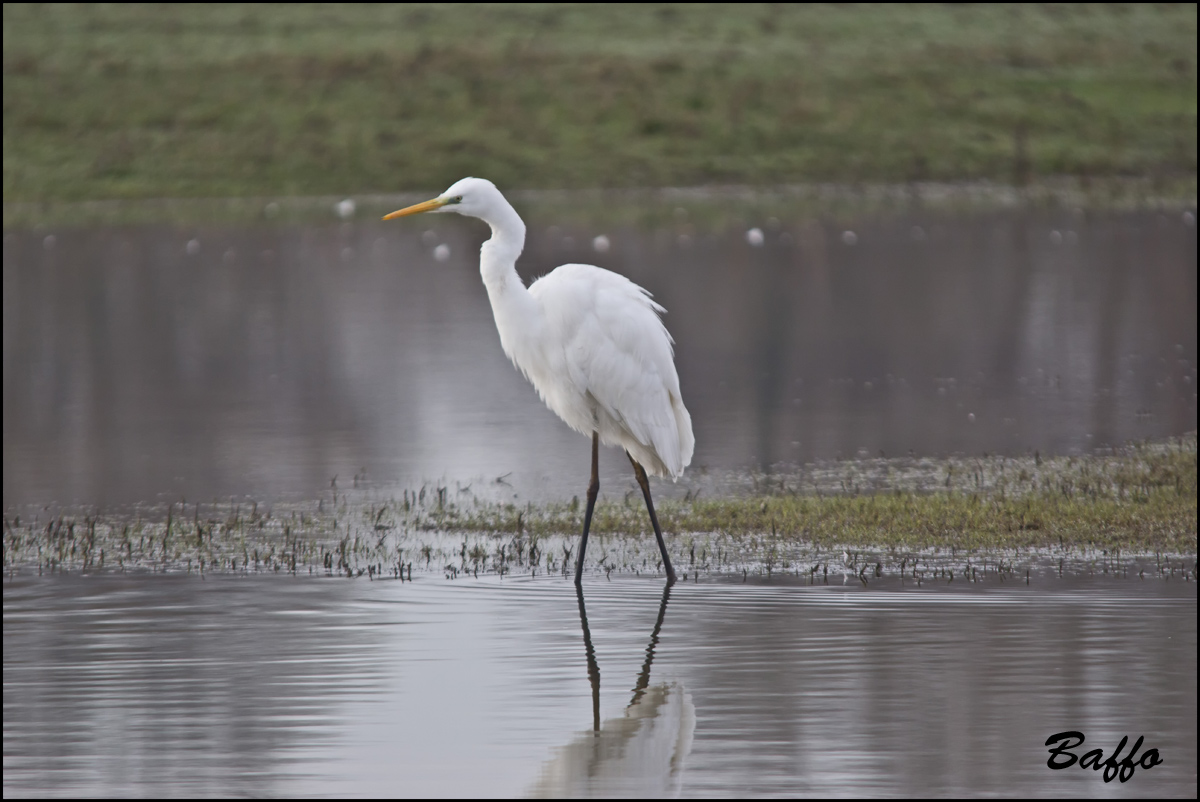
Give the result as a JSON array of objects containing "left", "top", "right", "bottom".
[
  {"left": 479, "top": 200, "right": 526, "bottom": 291},
  {"left": 477, "top": 200, "right": 543, "bottom": 372}
]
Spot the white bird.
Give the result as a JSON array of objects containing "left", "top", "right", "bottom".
[{"left": 384, "top": 178, "right": 693, "bottom": 584}]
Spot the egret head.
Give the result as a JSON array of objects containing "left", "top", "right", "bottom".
[{"left": 383, "top": 177, "right": 506, "bottom": 223}]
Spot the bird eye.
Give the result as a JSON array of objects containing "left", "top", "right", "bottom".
[{"left": 454, "top": 195, "right": 463, "bottom": 203}]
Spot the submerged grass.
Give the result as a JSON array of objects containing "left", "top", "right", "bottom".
[
  {"left": 5, "top": 435, "right": 1195, "bottom": 582},
  {"left": 4, "top": 4, "right": 1196, "bottom": 206}
]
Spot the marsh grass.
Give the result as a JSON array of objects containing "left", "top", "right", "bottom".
[
  {"left": 4, "top": 4, "right": 1196, "bottom": 205},
  {"left": 5, "top": 435, "right": 1195, "bottom": 582}
]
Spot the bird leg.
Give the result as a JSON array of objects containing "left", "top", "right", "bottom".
[
  {"left": 574, "top": 583, "right": 601, "bottom": 731},
  {"left": 629, "top": 454, "right": 677, "bottom": 583},
  {"left": 574, "top": 432, "right": 600, "bottom": 586},
  {"left": 630, "top": 579, "right": 672, "bottom": 708}
]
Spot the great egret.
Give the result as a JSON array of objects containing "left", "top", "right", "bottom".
[{"left": 384, "top": 178, "right": 693, "bottom": 584}]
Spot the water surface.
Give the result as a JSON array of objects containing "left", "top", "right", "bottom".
[
  {"left": 4, "top": 207, "right": 1196, "bottom": 507},
  {"left": 4, "top": 573, "right": 1196, "bottom": 797}
]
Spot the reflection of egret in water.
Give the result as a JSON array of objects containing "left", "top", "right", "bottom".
[{"left": 529, "top": 584, "right": 695, "bottom": 798}]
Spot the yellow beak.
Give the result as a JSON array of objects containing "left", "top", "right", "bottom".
[{"left": 382, "top": 197, "right": 450, "bottom": 220}]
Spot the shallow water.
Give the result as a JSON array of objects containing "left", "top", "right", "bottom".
[
  {"left": 4, "top": 207, "right": 1196, "bottom": 507},
  {"left": 4, "top": 573, "right": 1196, "bottom": 797}
]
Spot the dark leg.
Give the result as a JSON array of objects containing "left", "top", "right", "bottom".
[
  {"left": 630, "top": 579, "right": 673, "bottom": 707},
  {"left": 574, "top": 583, "right": 601, "bottom": 731},
  {"left": 574, "top": 432, "right": 600, "bottom": 586},
  {"left": 629, "top": 455, "right": 677, "bottom": 583}
]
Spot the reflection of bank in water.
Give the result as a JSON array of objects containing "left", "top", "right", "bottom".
[
  {"left": 5, "top": 208, "right": 1195, "bottom": 509},
  {"left": 528, "top": 584, "right": 695, "bottom": 798}
]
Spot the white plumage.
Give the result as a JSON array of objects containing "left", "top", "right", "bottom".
[
  {"left": 524, "top": 263, "right": 693, "bottom": 478},
  {"left": 385, "top": 177, "right": 692, "bottom": 582}
]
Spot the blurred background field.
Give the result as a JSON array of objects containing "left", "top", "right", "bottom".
[{"left": 4, "top": 3, "right": 1197, "bottom": 206}]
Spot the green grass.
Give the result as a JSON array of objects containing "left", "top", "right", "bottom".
[
  {"left": 5, "top": 435, "right": 1195, "bottom": 580},
  {"left": 422, "top": 436, "right": 1198, "bottom": 556},
  {"left": 4, "top": 4, "right": 1196, "bottom": 204}
]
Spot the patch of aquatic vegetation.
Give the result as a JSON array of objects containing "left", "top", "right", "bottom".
[{"left": 4, "top": 435, "right": 1195, "bottom": 582}]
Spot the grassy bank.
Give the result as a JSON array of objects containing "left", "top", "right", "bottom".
[
  {"left": 5, "top": 435, "right": 1195, "bottom": 581},
  {"left": 4, "top": 4, "right": 1196, "bottom": 204}
]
